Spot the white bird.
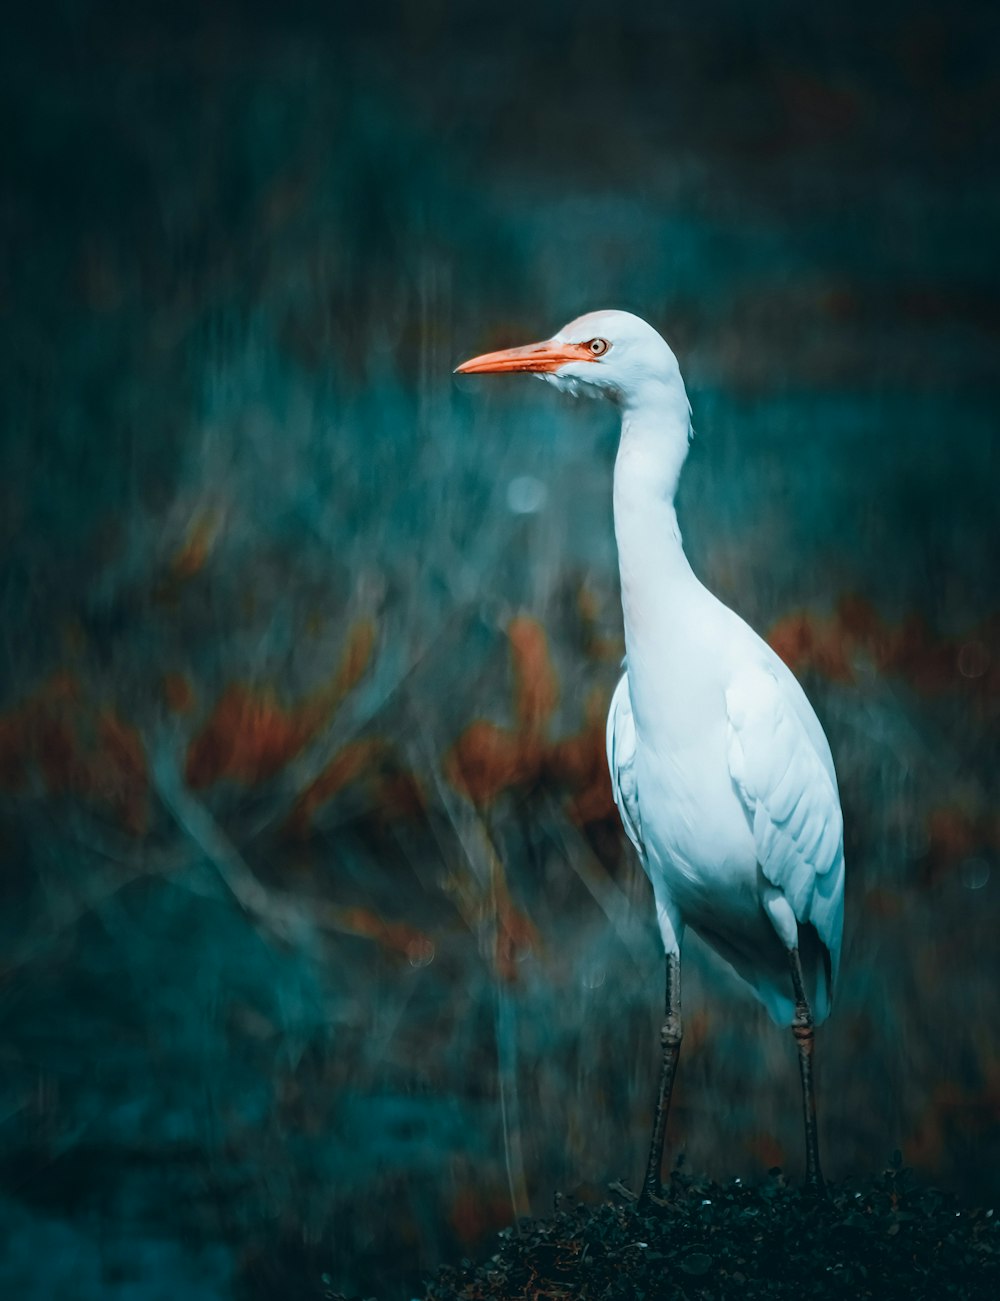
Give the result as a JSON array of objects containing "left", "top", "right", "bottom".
[{"left": 456, "top": 310, "right": 845, "bottom": 1199}]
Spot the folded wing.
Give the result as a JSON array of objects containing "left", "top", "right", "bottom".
[{"left": 726, "top": 665, "right": 845, "bottom": 998}]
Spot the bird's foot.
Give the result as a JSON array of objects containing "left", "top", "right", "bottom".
[{"left": 608, "top": 1180, "right": 638, "bottom": 1203}]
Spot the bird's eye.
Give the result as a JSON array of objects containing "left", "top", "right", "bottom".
[{"left": 587, "top": 337, "right": 610, "bottom": 357}]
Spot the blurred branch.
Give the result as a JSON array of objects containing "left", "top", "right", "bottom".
[
  {"left": 151, "top": 736, "right": 431, "bottom": 957},
  {"left": 241, "top": 609, "right": 468, "bottom": 842},
  {"left": 152, "top": 738, "right": 308, "bottom": 946}
]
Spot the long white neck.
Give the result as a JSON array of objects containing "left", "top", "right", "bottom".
[{"left": 613, "top": 377, "right": 696, "bottom": 635}]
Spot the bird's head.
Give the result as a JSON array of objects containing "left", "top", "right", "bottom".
[{"left": 455, "top": 309, "right": 683, "bottom": 409}]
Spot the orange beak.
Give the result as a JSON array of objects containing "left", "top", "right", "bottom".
[{"left": 454, "top": 338, "right": 597, "bottom": 375}]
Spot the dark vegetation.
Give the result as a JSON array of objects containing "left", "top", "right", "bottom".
[{"left": 419, "top": 1165, "right": 999, "bottom": 1301}]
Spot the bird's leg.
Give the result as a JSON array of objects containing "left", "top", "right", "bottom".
[
  {"left": 788, "top": 947, "right": 824, "bottom": 1189},
  {"left": 641, "top": 952, "right": 682, "bottom": 1203}
]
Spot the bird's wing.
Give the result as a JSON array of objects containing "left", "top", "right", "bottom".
[
  {"left": 725, "top": 664, "right": 845, "bottom": 986},
  {"left": 606, "top": 671, "right": 645, "bottom": 865}
]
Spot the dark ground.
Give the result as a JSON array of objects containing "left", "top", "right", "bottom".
[{"left": 417, "top": 1166, "right": 999, "bottom": 1301}]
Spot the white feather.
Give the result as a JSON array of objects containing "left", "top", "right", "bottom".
[
  {"left": 726, "top": 665, "right": 846, "bottom": 996},
  {"left": 606, "top": 671, "right": 645, "bottom": 867}
]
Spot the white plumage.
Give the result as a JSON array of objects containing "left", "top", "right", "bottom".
[
  {"left": 606, "top": 672, "right": 643, "bottom": 862},
  {"left": 456, "top": 308, "right": 845, "bottom": 1194}
]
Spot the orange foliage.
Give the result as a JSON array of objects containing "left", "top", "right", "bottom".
[
  {"left": 162, "top": 672, "right": 196, "bottom": 714},
  {"left": 286, "top": 738, "right": 426, "bottom": 835},
  {"left": 93, "top": 710, "right": 149, "bottom": 835},
  {"left": 769, "top": 594, "right": 999, "bottom": 701},
  {"left": 185, "top": 683, "right": 316, "bottom": 788},
  {"left": 508, "top": 614, "right": 559, "bottom": 732},
  {"left": 0, "top": 676, "right": 148, "bottom": 833},
  {"left": 546, "top": 691, "right": 616, "bottom": 825},
  {"left": 446, "top": 616, "right": 613, "bottom": 827},
  {"left": 169, "top": 510, "right": 220, "bottom": 581},
  {"left": 335, "top": 904, "right": 433, "bottom": 960},
  {"left": 185, "top": 618, "right": 376, "bottom": 789},
  {"left": 445, "top": 721, "right": 543, "bottom": 806},
  {"left": 285, "top": 738, "right": 388, "bottom": 834},
  {"left": 767, "top": 610, "right": 854, "bottom": 683}
]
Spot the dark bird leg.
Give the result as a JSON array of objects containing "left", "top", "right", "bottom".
[
  {"left": 788, "top": 947, "right": 824, "bottom": 1189},
  {"left": 641, "top": 952, "right": 682, "bottom": 1203}
]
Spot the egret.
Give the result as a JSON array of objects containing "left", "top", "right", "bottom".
[{"left": 455, "top": 310, "right": 845, "bottom": 1200}]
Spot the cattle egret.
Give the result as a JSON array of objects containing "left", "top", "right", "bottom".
[{"left": 456, "top": 310, "right": 845, "bottom": 1200}]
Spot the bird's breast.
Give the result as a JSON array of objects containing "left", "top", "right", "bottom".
[{"left": 625, "top": 618, "right": 760, "bottom": 919}]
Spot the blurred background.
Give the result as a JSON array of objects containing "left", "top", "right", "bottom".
[{"left": 1, "top": 1, "right": 998, "bottom": 1296}]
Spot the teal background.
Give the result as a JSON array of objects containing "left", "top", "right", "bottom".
[{"left": 1, "top": 2, "right": 998, "bottom": 1297}]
